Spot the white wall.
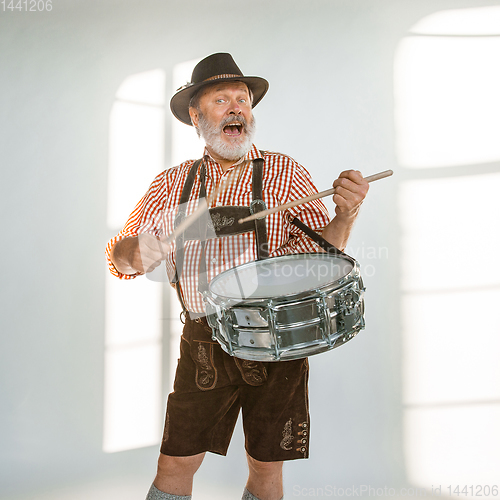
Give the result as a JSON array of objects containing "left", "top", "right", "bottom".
[{"left": 1, "top": 0, "right": 499, "bottom": 498}]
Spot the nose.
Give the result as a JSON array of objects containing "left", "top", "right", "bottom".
[{"left": 228, "top": 99, "right": 242, "bottom": 115}]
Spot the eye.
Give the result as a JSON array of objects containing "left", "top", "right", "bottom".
[{"left": 216, "top": 98, "right": 226, "bottom": 104}]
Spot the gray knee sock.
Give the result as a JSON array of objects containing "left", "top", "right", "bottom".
[
  {"left": 242, "top": 488, "right": 284, "bottom": 500},
  {"left": 242, "top": 489, "right": 260, "bottom": 500},
  {"left": 146, "top": 483, "right": 191, "bottom": 500}
]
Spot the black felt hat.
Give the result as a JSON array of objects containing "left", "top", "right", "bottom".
[{"left": 170, "top": 53, "right": 269, "bottom": 126}]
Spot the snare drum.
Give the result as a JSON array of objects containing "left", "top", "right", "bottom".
[{"left": 204, "top": 253, "right": 365, "bottom": 361}]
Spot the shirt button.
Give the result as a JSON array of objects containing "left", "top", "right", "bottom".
[{"left": 211, "top": 258, "right": 217, "bottom": 264}]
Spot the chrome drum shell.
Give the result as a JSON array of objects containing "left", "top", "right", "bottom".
[{"left": 204, "top": 253, "right": 365, "bottom": 361}]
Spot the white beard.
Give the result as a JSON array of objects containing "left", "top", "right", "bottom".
[{"left": 197, "top": 113, "right": 256, "bottom": 161}]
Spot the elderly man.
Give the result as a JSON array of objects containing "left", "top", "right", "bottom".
[{"left": 106, "top": 53, "right": 368, "bottom": 500}]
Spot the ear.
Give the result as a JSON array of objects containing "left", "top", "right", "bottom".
[{"left": 189, "top": 107, "right": 199, "bottom": 127}]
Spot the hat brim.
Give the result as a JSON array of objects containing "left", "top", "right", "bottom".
[{"left": 170, "top": 76, "right": 269, "bottom": 126}]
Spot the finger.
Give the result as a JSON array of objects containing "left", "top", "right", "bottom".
[
  {"left": 333, "top": 177, "right": 367, "bottom": 195},
  {"left": 335, "top": 178, "right": 369, "bottom": 201},
  {"left": 337, "top": 169, "right": 363, "bottom": 181},
  {"left": 334, "top": 170, "right": 369, "bottom": 189},
  {"left": 333, "top": 185, "right": 361, "bottom": 201},
  {"left": 332, "top": 192, "right": 364, "bottom": 211}
]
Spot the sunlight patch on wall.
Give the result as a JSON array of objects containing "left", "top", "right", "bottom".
[
  {"left": 107, "top": 69, "right": 166, "bottom": 229},
  {"left": 396, "top": 6, "right": 500, "bottom": 487},
  {"left": 399, "top": 174, "right": 500, "bottom": 293},
  {"left": 405, "top": 405, "right": 500, "bottom": 485},
  {"left": 394, "top": 19, "right": 500, "bottom": 169},
  {"left": 104, "top": 69, "right": 166, "bottom": 453},
  {"left": 410, "top": 6, "right": 500, "bottom": 36},
  {"left": 400, "top": 174, "right": 500, "bottom": 411},
  {"left": 402, "top": 288, "right": 500, "bottom": 406},
  {"left": 399, "top": 179, "right": 500, "bottom": 486}
]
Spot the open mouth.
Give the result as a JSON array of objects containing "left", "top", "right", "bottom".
[{"left": 223, "top": 122, "right": 243, "bottom": 137}]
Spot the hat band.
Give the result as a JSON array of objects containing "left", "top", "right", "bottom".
[{"left": 204, "top": 74, "right": 242, "bottom": 82}]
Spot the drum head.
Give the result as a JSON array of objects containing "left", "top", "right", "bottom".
[{"left": 209, "top": 253, "right": 354, "bottom": 300}]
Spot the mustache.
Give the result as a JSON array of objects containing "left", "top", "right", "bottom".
[{"left": 219, "top": 114, "right": 247, "bottom": 129}]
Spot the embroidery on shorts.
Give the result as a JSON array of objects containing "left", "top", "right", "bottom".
[
  {"left": 280, "top": 418, "right": 293, "bottom": 451},
  {"left": 195, "top": 342, "right": 216, "bottom": 390},
  {"left": 209, "top": 212, "right": 235, "bottom": 231},
  {"left": 235, "top": 358, "right": 267, "bottom": 386}
]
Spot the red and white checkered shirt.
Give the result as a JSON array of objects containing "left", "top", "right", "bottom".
[{"left": 105, "top": 144, "right": 330, "bottom": 313}]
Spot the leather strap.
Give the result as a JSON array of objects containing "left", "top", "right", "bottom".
[
  {"left": 251, "top": 158, "right": 269, "bottom": 260},
  {"left": 173, "top": 159, "right": 203, "bottom": 313},
  {"left": 197, "top": 164, "right": 209, "bottom": 295},
  {"left": 290, "top": 217, "right": 346, "bottom": 256}
]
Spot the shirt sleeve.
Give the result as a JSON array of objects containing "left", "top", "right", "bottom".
[
  {"left": 105, "top": 170, "right": 167, "bottom": 279},
  {"left": 271, "top": 162, "right": 330, "bottom": 256}
]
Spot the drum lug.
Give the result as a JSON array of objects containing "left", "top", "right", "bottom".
[
  {"left": 220, "top": 308, "right": 235, "bottom": 356},
  {"left": 358, "top": 276, "right": 365, "bottom": 291},
  {"left": 317, "top": 295, "right": 333, "bottom": 345},
  {"left": 337, "top": 288, "right": 358, "bottom": 315},
  {"left": 335, "top": 284, "right": 365, "bottom": 338},
  {"left": 268, "top": 307, "right": 281, "bottom": 361}
]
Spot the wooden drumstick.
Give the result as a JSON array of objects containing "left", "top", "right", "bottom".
[{"left": 238, "top": 169, "right": 393, "bottom": 224}]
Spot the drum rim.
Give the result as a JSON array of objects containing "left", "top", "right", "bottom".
[{"left": 207, "top": 252, "right": 360, "bottom": 302}]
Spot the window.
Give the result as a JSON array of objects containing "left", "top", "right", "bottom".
[{"left": 103, "top": 69, "right": 166, "bottom": 453}]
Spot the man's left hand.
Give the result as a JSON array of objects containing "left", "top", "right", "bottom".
[{"left": 331, "top": 170, "right": 369, "bottom": 219}]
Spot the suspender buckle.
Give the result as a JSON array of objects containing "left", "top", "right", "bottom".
[{"left": 249, "top": 198, "right": 267, "bottom": 216}]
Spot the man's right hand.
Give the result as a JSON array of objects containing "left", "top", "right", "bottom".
[{"left": 110, "top": 234, "right": 170, "bottom": 275}]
